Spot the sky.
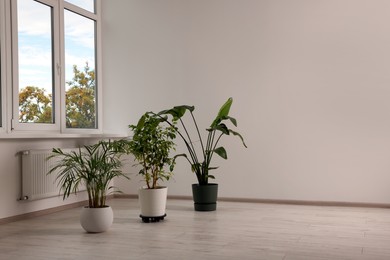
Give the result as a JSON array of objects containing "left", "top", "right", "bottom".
[{"left": 17, "top": 0, "right": 95, "bottom": 94}]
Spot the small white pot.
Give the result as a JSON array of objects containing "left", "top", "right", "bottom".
[
  {"left": 138, "top": 186, "right": 168, "bottom": 217},
  {"left": 80, "top": 206, "right": 113, "bottom": 233}
]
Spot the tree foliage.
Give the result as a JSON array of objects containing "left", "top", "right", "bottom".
[
  {"left": 66, "top": 63, "right": 96, "bottom": 128},
  {"left": 18, "top": 63, "right": 96, "bottom": 128},
  {"left": 19, "top": 86, "right": 52, "bottom": 123}
]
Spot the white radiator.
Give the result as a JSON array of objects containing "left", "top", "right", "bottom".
[{"left": 21, "top": 148, "right": 84, "bottom": 201}]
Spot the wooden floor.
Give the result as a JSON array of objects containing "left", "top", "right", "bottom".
[{"left": 0, "top": 199, "right": 390, "bottom": 260}]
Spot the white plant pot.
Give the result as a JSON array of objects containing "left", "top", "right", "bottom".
[
  {"left": 138, "top": 186, "right": 168, "bottom": 217},
  {"left": 80, "top": 206, "right": 113, "bottom": 233}
]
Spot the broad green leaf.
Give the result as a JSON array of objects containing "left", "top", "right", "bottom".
[
  {"left": 229, "top": 129, "right": 248, "bottom": 148},
  {"left": 213, "top": 123, "right": 229, "bottom": 135},
  {"left": 172, "top": 107, "right": 186, "bottom": 118},
  {"left": 227, "top": 116, "right": 237, "bottom": 127},
  {"left": 214, "top": 146, "right": 227, "bottom": 159},
  {"left": 158, "top": 105, "right": 194, "bottom": 120},
  {"left": 174, "top": 105, "right": 195, "bottom": 113},
  {"left": 211, "top": 97, "right": 233, "bottom": 127}
]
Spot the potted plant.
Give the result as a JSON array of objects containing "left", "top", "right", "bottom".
[
  {"left": 156, "top": 97, "right": 247, "bottom": 211},
  {"left": 128, "top": 112, "right": 177, "bottom": 222},
  {"left": 48, "top": 139, "right": 129, "bottom": 233}
]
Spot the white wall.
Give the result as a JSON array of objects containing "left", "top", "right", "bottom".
[{"left": 102, "top": 0, "right": 390, "bottom": 204}]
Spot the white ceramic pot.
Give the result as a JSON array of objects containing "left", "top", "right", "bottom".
[
  {"left": 138, "top": 186, "right": 168, "bottom": 217},
  {"left": 80, "top": 206, "right": 113, "bottom": 233}
]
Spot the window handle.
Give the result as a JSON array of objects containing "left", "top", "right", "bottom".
[{"left": 56, "top": 63, "right": 61, "bottom": 76}]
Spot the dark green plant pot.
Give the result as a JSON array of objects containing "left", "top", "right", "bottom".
[{"left": 192, "top": 183, "right": 218, "bottom": 211}]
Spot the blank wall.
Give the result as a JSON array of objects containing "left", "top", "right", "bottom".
[{"left": 104, "top": 0, "right": 390, "bottom": 204}]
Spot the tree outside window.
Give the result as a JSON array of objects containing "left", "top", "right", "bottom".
[{"left": 19, "top": 63, "right": 95, "bottom": 128}]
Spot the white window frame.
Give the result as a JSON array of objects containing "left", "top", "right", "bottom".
[
  {"left": 6, "top": 0, "right": 102, "bottom": 135},
  {"left": 61, "top": 0, "right": 102, "bottom": 134},
  {"left": 0, "top": 0, "right": 6, "bottom": 132},
  {"left": 11, "top": 0, "right": 61, "bottom": 132}
]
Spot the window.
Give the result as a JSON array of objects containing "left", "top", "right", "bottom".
[
  {"left": 16, "top": 0, "right": 57, "bottom": 126},
  {"left": 7, "top": 0, "right": 101, "bottom": 134},
  {"left": 64, "top": 7, "right": 96, "bottom": 129}
]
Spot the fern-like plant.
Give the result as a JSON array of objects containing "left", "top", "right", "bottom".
[{"left": 48, "top": 140, "right": 129, "bottom": 208}]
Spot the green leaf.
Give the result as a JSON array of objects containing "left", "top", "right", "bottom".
[
  {"left": 158, "top": 105, "right": 194, "bottom": 120},
  {"left": 218, "top": 98, "right": 233, "bottom": 118},
  {"left": 211, "top": 97, "right": 233, "bottom": 127},
  {"left": 214, "top": 146, "right": 227, "bottom": 159},
  {"left": 173, "top": 153, "right": 188, "bottom": 160},
  {"left": 136, "top": 114, "right": 146, "bottom": 130},
  {"left": 213, "top": 123, "right": 229, "bottom": 135},
  {"left": 227, "top": 116, "right": 237, "bottom": 127},
  {"left": 208, "top": 166, "right": 219, "bottom": 171},
  {"left": 229, "top": 129, "right": 248, "bottom": 148}
]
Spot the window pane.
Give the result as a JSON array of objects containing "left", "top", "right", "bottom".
[
  {"left": 18, "top": 0, "right": 54, "bottom": 124},
  {"left": 65, "top": 0, "right": 94, "bottom": 13},
  {"left": 64, "top": 10, "right": 96, "bottom": 129}
]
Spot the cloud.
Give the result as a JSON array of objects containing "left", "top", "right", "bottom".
[
  {"left": 19, "top": 46, "right": 52, "bottom": 67},
  {"left": 65, "top": 10, "right": 95, "bottom": 50},
  {"left": 19, "top": 66, "right": 52, "bottom": 92},
  {"left": 18, "top": 0, "right": 51, "bottom": 36},
  {"left": 18, "top": 1, "right": 95, "bottom": 50}
]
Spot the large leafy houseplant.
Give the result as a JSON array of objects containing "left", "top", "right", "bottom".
[
  {"left": 128, "top": 112, "right": 177, "bottom": 189},
  {"left": 128, "top": 112, "right": 177, "bottom": 222},
  {"left": 48, "top": 140, "right": 129, "bottom": 208},
  {"left": 157, "top": 97, "right": 247, "bottom": 185}
]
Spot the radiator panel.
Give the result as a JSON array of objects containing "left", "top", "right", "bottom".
[{"left": 21, "top": 149, "right": 83, "bottom": 201}]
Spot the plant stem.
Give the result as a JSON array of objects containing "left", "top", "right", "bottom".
[
  {"left": 179, "top": 117, "right": 199, "bottom": 165},
  {"left": 209, "top": 132, "right": 224, "bottom": 167},
  {"left": 190, "top": 111, "right": 205, "bottom": 158}
]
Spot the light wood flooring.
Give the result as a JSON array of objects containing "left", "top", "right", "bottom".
[{"left": 0, "top": 198, "right": 390, "bottom": 259}]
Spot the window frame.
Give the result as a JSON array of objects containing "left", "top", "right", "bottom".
[
  {"left": 0, "top": 0, "right": 8, "bottom": 133},
  {"left": 61, "top": 0, "right": 102, "bottom": 134},
  {"left": 11, "top": 0, "right": 61, "bottom": 131},
  {"left": 6, "top": 0, "right": 102, "bottom": 135}
]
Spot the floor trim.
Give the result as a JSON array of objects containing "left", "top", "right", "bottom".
[
  {"left": 0, "top": 200, "right": 88, "bottom": 225},
  {"left": 115, "top": 194, "right": 390, "bottom": 208},
  {"left": 216, "top": 197, "right": 390, "bottom": 209},
  {"left": 0, "top": 195, "right": 115, "bottom": 225}
]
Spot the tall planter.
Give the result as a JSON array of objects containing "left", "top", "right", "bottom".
[
  {"left": 138, "top": 186, "right": 168, "bottom": 222},
  {"left": 192, "top": 183, "right": 218, "bottom": 211}
]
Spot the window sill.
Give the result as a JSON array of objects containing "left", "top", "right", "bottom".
[{"left": 0, "top": 131, "right": 128, "bottom": 140}]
